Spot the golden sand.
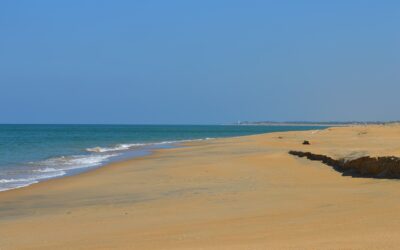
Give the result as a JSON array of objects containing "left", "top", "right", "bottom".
[{"left": 1, "top": 125, "right": 400, "bottom": 249}]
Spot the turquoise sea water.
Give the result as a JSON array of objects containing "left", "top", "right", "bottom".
[{"left": 0, "top": 124, "right": 325, "bottom": 191}]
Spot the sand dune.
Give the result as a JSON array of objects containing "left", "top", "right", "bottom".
[{"left": 1, "top": 125, "right": 400, "bottom": 249}]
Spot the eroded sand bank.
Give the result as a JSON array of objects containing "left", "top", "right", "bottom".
[{"left": 1, "top": 125, "right": 400, "bottom": 249}]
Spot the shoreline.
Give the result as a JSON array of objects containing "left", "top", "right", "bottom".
[
  {"left": 2, "top": 124, "right": 400, "bottom": 249},
  {"left": 0, "top": 138, "right": 213, "bottom": 193},
  {"left": 0, "top": 130, "right": 283, "bottom": 197},
  {"left": 0, "top": 141, "right": 194, "bottom": 196},
  {"left": 0, "top": 135, "right": 241, "bottom": 197},
  {"left": 0, "top": 125, "right": 324, "bottom": 193}
]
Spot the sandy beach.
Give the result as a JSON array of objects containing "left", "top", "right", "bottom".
[{"left": 2, "top": 125, "right": 400, "bottom": 249}]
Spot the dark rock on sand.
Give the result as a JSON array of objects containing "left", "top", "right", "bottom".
[
  {"left": 302, "top": 140, "right": 310, "bottom": 145},
  {"left": 289, "top": 151, "right": 400, "bottom": 179}
]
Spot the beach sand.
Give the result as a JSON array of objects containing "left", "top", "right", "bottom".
[{"left": 2, "top": 125, "right": 400, "bottom": 249}]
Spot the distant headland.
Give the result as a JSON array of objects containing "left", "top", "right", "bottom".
[{"left": 234, "top": 121, "right": 400, "bottom": 126}]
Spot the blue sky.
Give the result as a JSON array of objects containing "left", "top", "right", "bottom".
[{"left": 1, "top": 1, "right": 399, "bottom": 124}]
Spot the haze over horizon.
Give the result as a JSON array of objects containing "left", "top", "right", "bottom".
[{"left": 1, "top": 1, "right": 399, "bottom": 124}]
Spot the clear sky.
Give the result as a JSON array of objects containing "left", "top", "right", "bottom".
[{"left": 1, "top": 1, "right": 399, "bottom": 124}]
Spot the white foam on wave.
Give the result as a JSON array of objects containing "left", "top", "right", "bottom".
[
  {"left": 0, "top": 170, "right": 66, "bottom": 191},
  {"left": 0, "top": 178, "right": 35, "bottom": 183},
  {"left": 85, "top": 138, "right": 214, "bottom": 153},
  {"left": 35, "top": 167, "right": 58, "bottom": 173},
  {"left": 0, "top": 153, "right": 119, "bottom": 192},
  {"left": 86, "top": 143, "right": 145, "bottom": 153},
  {"left": 155, "top": 138, "right": 214, "bottom": 145},
  {"left": 37, "top": 153, "right": 119, "bottom": 171},
  {"left": 0, "top": 170, "right": 66, "bottom": 184}
]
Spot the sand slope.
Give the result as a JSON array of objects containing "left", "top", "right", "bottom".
[{"left": 1, "top": 125, "right": 400, "bottom": 249}]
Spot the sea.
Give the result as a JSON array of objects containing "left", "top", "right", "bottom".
[{"left": 0, "top": 124, "right": 325, "bottom": 192}]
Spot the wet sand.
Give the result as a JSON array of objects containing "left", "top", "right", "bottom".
[{"left": 1, "top": 125, "right": 400, "bottom": 249}]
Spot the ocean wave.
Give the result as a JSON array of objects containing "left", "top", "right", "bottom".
[
  {"left": 37, "top": 154, "right": 119, "bottom": 171},
  {"left": 0, "top": 153, "right": 114, "bottom": 192},
  {"left": 0, "top": 169, "right": 67, "bottom": 192},
  {"left": 85, "top": 138, "right": 213, "bottom": 153},
  {"left": 0, "top": 178, "right": 36, "bottom": 183},
  {"left": 1, "top": 153, "right": 119, "bottom": 192},
  {"left": 34, "top": 167, "right": 58, "bottom": 173},
  {"left": 0, "top": 182, "right": 35, "bottom": 192},
  {"left": 0, "top": 170, "right": 66, "bottom": 184},
  {"left": 0, "top": 152, "right": 117, "bottom": 191},
  {"left": 155, "top": 138, "right": 214, "bottom": 145},
  {"left": 86, "top": 143, "right": 145, "bottom": 153}
]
